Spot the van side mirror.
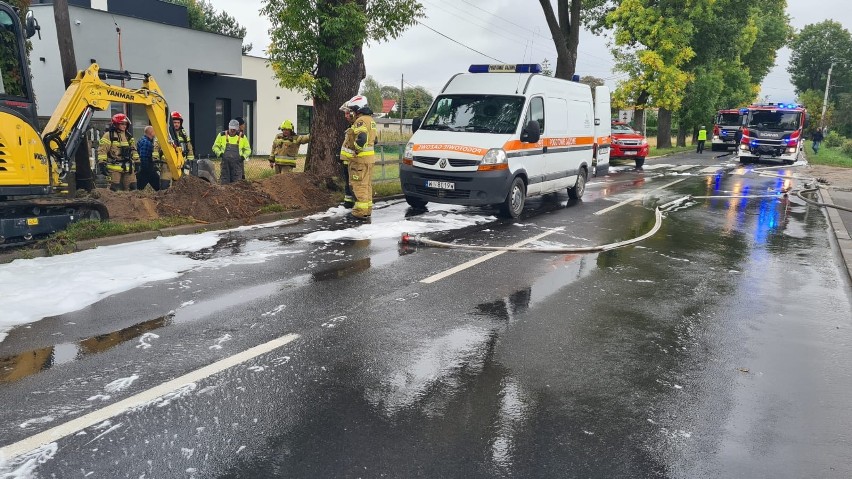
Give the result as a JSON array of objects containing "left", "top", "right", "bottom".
[
  {"left": 412, "top": 117, "right": 421, "bottom": 134},
  {"left": 594, "top": 119, "right": 601, "bottom": 126},
  {"left": 25, "top": 11, "right": 41, "bottom": 40},
  {"left": 520, "top": 120, "right": 541, "bottom": 143}
]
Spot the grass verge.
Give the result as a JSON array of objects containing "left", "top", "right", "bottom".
[
  {"left": 648, "top": 145, "right": 695, "bottom": 157},
  {"left": 41, "top": 216, "right": 196, "bottom": 256},
  {"left": 808, "top": 147, "right": 852, "bottom": 168}
]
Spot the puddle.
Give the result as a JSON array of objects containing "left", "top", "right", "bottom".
[{"left": 0, "top": 314, "right": 171, "bottom": 383}]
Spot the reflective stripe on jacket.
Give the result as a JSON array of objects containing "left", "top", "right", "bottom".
[{"left": 344, "top": 114, "right": 377, "bottom": 159}]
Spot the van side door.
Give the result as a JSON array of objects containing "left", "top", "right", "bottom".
[
  {"left": 519, "top": 96, "right": 546, "bottom": 195},
  {"left": 542, "top": 96, "right": 573, "bottom": 191}
]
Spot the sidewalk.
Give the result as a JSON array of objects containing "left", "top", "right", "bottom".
[{"left": 820, "top": 186, "right": 852, "bottom": 283}]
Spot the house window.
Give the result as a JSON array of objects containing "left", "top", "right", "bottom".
[
  {"left": 242, "top": 101, "right": 253, "bottom": 145},
  {"left": 296, "top": 105, "right": 312, "bottom": 135},
  {"left": 215, "top": 98, "right": 231, "bottom": 131}
]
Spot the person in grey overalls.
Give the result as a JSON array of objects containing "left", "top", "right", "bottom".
[{"left": 212, "top": 119, "right": 251, "bottom": 184}]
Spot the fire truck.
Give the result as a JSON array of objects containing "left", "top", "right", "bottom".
[
  {"left": 736, "top": 103, "right": 808, "bottom": 164},
  {"left": 710, "top": 109, "right": 742, "bottom": 151}
]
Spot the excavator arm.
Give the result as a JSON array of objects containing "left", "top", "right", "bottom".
[{"left": 42, "top": 63, "right": 185, "bottom": 182}]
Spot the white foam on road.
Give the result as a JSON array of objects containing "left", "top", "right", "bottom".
[
  {"left": 0, "top": 206, "right": 494, "bottom": 340},
  {"left": 300, "top": 212, "right": 495, "bottom": 242}
]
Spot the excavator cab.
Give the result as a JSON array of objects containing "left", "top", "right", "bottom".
[{"left": 0, "top": 4, "right": 38, "bottom": 128}]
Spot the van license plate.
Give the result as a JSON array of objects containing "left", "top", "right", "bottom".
[
  {"left": 426, "top": 180, "right": 455, "bottom": 190},
  {"left": 624, "top": 151, "right": 637, "bottom": 155},
  {"left": 27, "top": 218, "right": 39, "bottom": 226}
]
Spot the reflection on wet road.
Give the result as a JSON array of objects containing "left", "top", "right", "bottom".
[{"left": 2, "top": 158, "right": 851, "bottom": 477}]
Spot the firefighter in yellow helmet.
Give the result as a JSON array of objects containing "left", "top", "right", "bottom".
[
  {"left": 268, "top": 120, "right": 310, "bottom": 174},
  {"left": 97, "top": 113, "right": 140, "bottom": 191},
  {"left": 340, "top": 95, "right": 377, "bottom": 219}
]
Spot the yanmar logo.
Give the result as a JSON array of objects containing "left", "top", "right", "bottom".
[{"left": 108, "top": 90, "right": 135, "bottom": 101}]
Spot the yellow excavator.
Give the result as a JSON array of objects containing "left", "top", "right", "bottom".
[{"left": 0, "top": 2, "right": 186, "bottom": 244}]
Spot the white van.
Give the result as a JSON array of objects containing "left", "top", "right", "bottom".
[{"left": 399, "top": 64, "right": 611, "bottom": 218}]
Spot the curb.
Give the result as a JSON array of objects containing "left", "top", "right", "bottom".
[{"left": 820, "top": 187, "right": 852, "bottom": 282}]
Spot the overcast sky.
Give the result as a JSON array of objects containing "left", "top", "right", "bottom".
[{"left": 210, "top": 0, "right": 847, "bottom": 104}]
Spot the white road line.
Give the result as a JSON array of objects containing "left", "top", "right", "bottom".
[
  {"left": 0, "top": 333, "right": 300, "bottom": 461},
  {"left": 420, "top": 229, "right": 561, "bottom": 284},
  {"left": 594, "top": 177, "right": 690, "bottom": 216}
]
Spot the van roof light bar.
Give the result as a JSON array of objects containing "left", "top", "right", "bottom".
[{"left": 468, "top": 64, "right": 542, "bottom": 74}]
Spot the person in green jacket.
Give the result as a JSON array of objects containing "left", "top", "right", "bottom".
[
  {"left": 697, "top": 125, "right": 707, "bottom": 154},
  {"left": 212, "top": 119, "right": 251, "bottom": 184}
]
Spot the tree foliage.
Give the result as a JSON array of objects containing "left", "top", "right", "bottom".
[
  {"left": 360, "top": 75, "right": 384, "bottom": 115},
  {"left": 788, "top": 20, "right": 852, "bottom": 99},
  {"left": 261, "top": 0, "right": 422, "bottom": 178},
  {"left": 262, "top": 0, "right": 423, "bottom": 99},
  {"left": 360, "top": 76, "right": 433, "bottom": 119},
  {"left": 605, "top": 0, "right": 790, "bottom": 146},
  {"left": 166, "top": 0, "right": 253, "bottom": 53}
]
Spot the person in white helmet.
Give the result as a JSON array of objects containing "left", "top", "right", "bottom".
[
  {"left": 339, "top": 96, "right": 377, "bottom": 219},
  {"left": 212, "top": 119, "right": 251, "bottom": 184}
]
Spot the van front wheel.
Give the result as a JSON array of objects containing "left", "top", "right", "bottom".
[
  {"left": 500, "top": 177, "right": 526, "bottom": 218},
  {"left": 567, "top": 168, "right": 586, "bottom": 200}
]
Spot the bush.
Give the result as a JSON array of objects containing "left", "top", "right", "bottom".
[
  {"left": 841, "top": 139, "right": 852, "bottom": 157},
  {"left": 824, "top": 130, "right": 845, "bottom": 148}
]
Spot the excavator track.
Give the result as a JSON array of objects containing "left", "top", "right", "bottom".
[{"left": 0, "top": 197, "right": 109, "bottom": 245}]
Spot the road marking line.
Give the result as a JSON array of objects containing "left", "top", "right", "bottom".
[
  {"left": 0, "top": 333, "right": 300, "bottom": 461},
  {"left": 420, "top": 229, "right": 561, "bottom": 284},
  {"left": 594, "top": 177, "right": 689, "bottom": 216}
]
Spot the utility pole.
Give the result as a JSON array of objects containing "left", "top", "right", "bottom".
[
  {"left": 53, "top": 0, "right": 93, "bottom": 191},
  {"left": 399, "top": 74, "right": 404, "bottom": 134},
  {"left": 820, "top": 62, "right": 835, "bottom": 131}
]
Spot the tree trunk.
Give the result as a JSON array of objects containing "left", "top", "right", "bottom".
[
  {"left": 540, "top": 0, "right": 580, "bottom": 80},
  {"left": 632, "top": 91, "right": 649, "bottom": 135},
  {"left": 306, "top": 47, "right": 366, "bottom": 180},
  {"left": 656, "top": 108, "right": 672, "bottom": 148},
  {"left": 677, "top": 123, "right": 687, "bottom": 147}
]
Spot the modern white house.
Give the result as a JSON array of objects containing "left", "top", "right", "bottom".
[
  {"left": 27, "top": 0, "right": 312, "bottom": 157},
  {"left": 242, "top": 55, "right": 313, "bottom": 157}
]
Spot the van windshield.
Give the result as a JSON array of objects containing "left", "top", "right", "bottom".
[{"left": 420, "top": 94, "right": 525, "bottom": 134}]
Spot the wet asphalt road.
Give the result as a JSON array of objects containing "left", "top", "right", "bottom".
[{"left": 1, "top": 152, "right": 851, "bottom": 478}]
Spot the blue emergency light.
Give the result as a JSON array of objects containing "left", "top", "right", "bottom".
[{"left": 469, "top": 64, "right": 543, "bottom": 74}]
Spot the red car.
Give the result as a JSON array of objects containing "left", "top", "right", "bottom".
[{"left": 610, "top": 121, "right": 649, "bottom": 161}]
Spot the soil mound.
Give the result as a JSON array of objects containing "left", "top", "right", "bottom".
[{"left": 91, "top": 172, "right": 338, "bottom": 224}]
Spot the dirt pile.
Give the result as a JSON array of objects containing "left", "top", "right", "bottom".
[{"left": 93, "top": 173, "right": 338, "bottom": 223}]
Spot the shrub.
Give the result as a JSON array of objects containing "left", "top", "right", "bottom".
[
  {"left": 824, "top": 130, "right": 845, "bottom": 148},
  {"left": 841, "top": 139, "right": 852, "bottom": 157}
]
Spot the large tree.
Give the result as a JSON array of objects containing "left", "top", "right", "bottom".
[
  {"left": 607, "top": 0, "right": 696, "bottom": 145},
  {"left": 538, "top": 1, "right": 619, "bottom": 80},
  {"left": 788, "top": 20, "right": 852, "bottom": 99},
  {"left": 262, "top": 0, "right": 422, "bottom": 179}
]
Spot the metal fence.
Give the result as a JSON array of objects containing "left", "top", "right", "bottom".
[{"left": 197, "top": 141, "right": 406, "bottom": 183}]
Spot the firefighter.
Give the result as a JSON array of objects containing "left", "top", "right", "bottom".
[
  {"left": 212, "top": 119, "right": 251, "bottom": 184},
  {"left": 268, "top": 120, "right": 310, "bottom": 174},
  {"left": 697, "top": 125, "right": 707, "bottom": 154},
  {"left": 341, "top": 95, "right": 377, "bottom": 219},
  {"left": 338, "top": 102, "right": 356, "bottom": 208},
  {"left": 97, "top": 113, "right": 140, "bottom": 191},
  {"left": 156, "top": 111, "right": 195, "bottom": 190}
]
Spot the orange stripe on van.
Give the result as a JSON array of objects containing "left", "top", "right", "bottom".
[
  {"left": 503, "top": 136, "right": 595, "bottom": 151},
  {"left": 412, "top": 144, "right": 489, "bottom": 156}
]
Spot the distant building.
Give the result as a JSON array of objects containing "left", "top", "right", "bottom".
[
  {"left": 380, "top": 99, "right": 397, "bottom": 118},
  {"left": 375, "top": 118, "right": 412, "bottom": 137}
]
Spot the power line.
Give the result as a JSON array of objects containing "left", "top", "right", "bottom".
[
  {"left": 418, "top": 22, "right": 504, "bottom": 63},
  {"left": 458, "top": 0, "right": 551, "bottom": 40}
]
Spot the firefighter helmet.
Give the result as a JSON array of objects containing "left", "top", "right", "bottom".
[
  {"left": 280, "top": 120, "right": 294, "bottom": 131},
  {"left": 344, "top": 95, "right": 369, "bottom": 113},
  {"left": 112, "top": 113, "right": 130, "bottom": 126},
  {"left": 171, "top": 111, "right": 183, "bottom": 122}
]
